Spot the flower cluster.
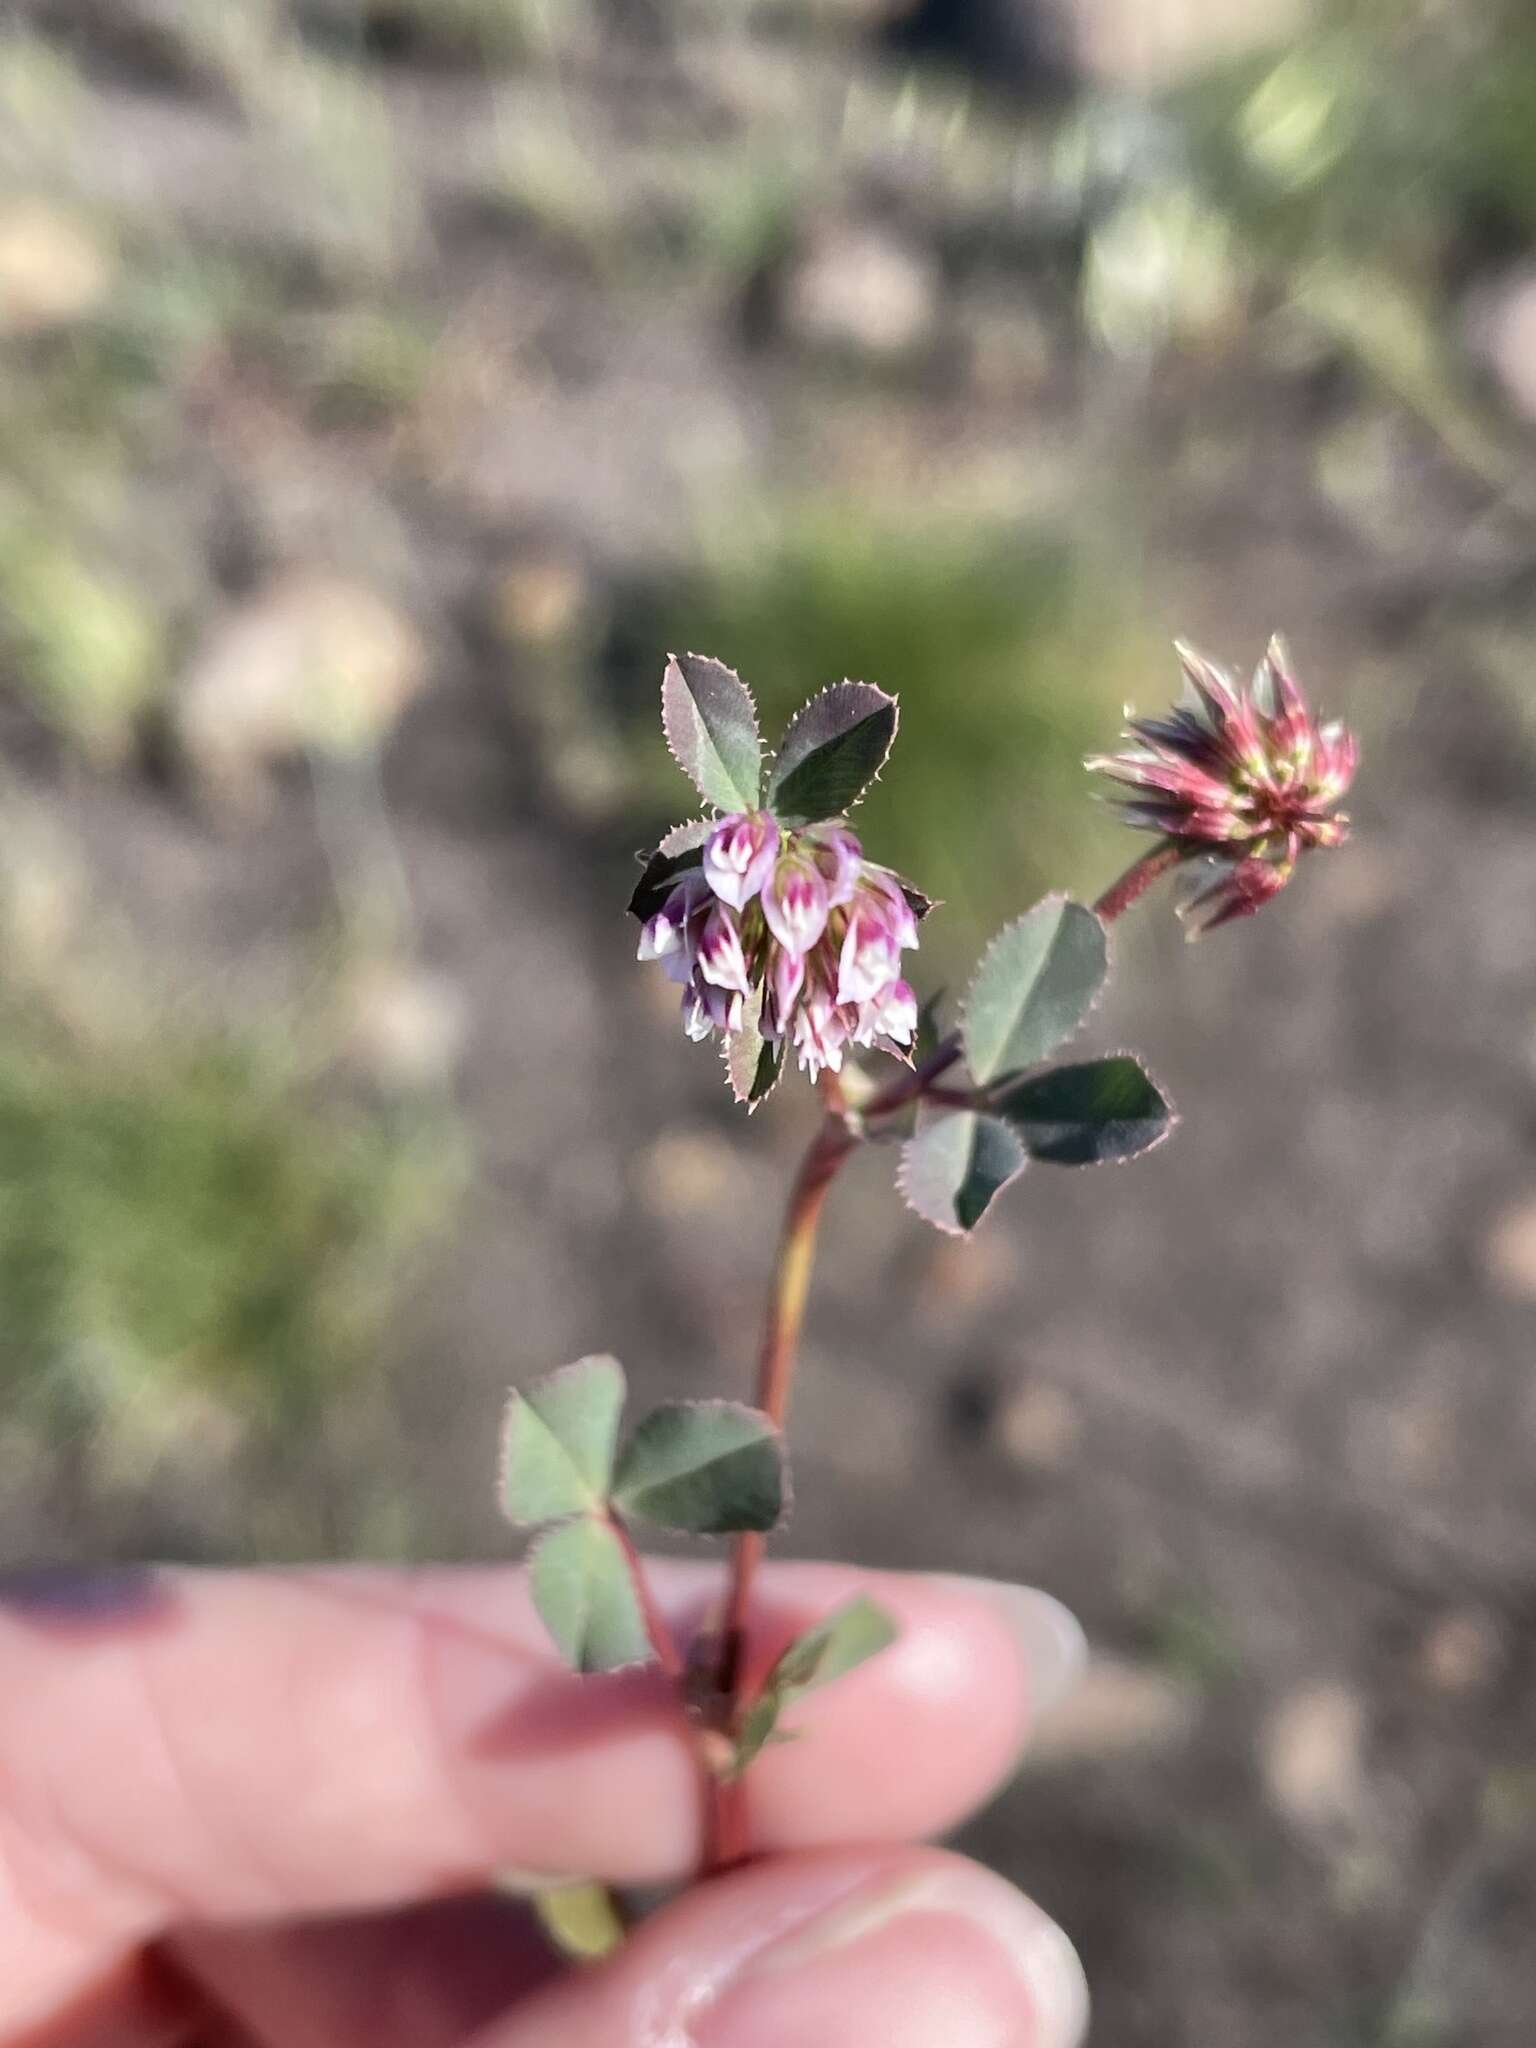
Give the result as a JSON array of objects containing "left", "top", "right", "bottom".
[
  {"left": 1089, "top": 637, "right": 1358, "bottom": 933},
  {"left": 638, "top": 811, "right": 921, "bottom": 1078}
]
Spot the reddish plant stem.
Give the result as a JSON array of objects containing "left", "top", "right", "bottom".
[
  {"left": 710, "top": 1095, "right": 858, "bottom": 1868},
  {"left": 1093, "top": 840, "right": 1182, "bottom": 924},
  {"left": 705, "top": 842, "right": 1182, "bottom": 1870},
  {"left": 608, "top": 1508, "right": 686, "bottom": 1682}
]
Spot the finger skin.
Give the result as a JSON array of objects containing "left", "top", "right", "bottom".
[
  {"left": 472, "top": 1846, "right": 1083, "bottom": 2048},
  {"left": 0, "top": 1562, "right": 1034, "bottom": 2034},
  {"left": 163, "top": 1894, "right": 557, "bottom": 2048}
]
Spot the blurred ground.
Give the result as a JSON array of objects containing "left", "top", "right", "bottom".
[{"left": 2, "top": 1, "right": 1536, "bottom": 2042}]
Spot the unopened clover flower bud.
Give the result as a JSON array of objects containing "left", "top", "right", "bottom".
[
  {"left": 858, "top": 867, "right": 921, "bottom": 951},
  {"left": 1089, "top": 635, "right": 1358, "bottom": 933},
  {"left": 837, "top": 905, "right": 904, "bottom": 1007},
  {"left": 863, "top": 976, "right": 918, "bottom": 1047},
  {"left": 638, "top": 873, "right": 709, "bottom": 975},
  {"left": 684, "top": 976, "right": 743, "bottom": 1039},
  {"left": 802, "top": 822, "right": 863, "bottom": 907},
  {"left": 697, "top": 902, "right": 753, "bottom": 995},
  {"left": 762, "top": 855, "right": 830, "bottom": 958},
  {"left": 792, "top": 992, "right": 846, "bottom": 1079},
  {"left": 703, "top": 811, "right": 780, "bottom": 912},
  {"left": 1179, "top": 852, "right": 1291, "bottom": 936},
  {"left": 770, "top": 941, "right": 807, "bottom": 1026}
]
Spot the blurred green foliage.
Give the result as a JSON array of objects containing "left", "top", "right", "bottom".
[
  {"left": 0, "top": 512, "right": 165, "bottom": 761},
  {"left": 0, "top": 996, "right": 461, "bottom": 1445}
]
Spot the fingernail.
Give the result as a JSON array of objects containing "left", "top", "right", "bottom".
[
  {"left": 698, "top": 1860, "right": 1090, "bottom": 2048},
  {"left": 932, "top": 1577, "right": 1088, "bottom": 1719}
]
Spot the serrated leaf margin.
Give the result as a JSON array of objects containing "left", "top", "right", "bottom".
[{"left": 959, "top": 893, "right": 1110, "bottom": 1086}]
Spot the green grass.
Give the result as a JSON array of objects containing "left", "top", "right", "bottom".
[
  {"left": 0, "top": 999, "right": 462, "bottom": 1449},
  {"left": 621, "top": 510, "right": 1156, "bottom": 960},
  {"left": 0, "top": 511, "right": 167, "bottom": 763}
]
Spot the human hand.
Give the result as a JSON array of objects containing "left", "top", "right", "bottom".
[{"left": 0, "top": 1560, "right": 1089, "bottom": 2047}]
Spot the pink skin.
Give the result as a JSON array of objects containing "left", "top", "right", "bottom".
[{"left": 0, "top": 1561, "right": 1084, "bottom": 2048}]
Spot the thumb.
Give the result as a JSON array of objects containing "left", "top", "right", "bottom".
[{"left": 476, "top": 1846, "right": 1089, "bottom": 2048}]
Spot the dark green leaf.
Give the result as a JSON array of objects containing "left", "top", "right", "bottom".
[
  {"left": 628, "top": 818, "right": 712, "bottom": 923},
  {"left": 613, "top": 1401, "right": 786, "bottom": 1535},
  {"left": 730, "top": 1596, "right": 899, "bottom": 1776},
  {"left": 961, "top": 896, "right": 1108, "bottom": 1085},
  {"left": 500, "top": 1355, "right": 626, "bottom": 1525},
  {"left": 898, "top": 1108, "right": 1025, "bottom": 1235},
  {"left": 528, "top": 1514, "right": 651, "bottom": 1673},
  {"left": 662, "top": 653, "right": 763, "bottom": 813},
  {"left": 768, "top": 682, "right": 898, "bottom": 825},
  {"left": 994, "top": 1055, "right": 1174, "bottom": 1165}
]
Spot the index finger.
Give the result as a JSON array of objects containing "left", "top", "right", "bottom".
[{"left": 0, "top": 1560, "right": 1081, "bottom": 2029}]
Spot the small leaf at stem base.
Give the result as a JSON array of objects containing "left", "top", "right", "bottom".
[{"left": 728, "top": 1595, "right": 900, "bottom": 1777}]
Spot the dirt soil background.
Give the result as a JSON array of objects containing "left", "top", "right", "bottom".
[{"left": 2, "top": 2, "right": 1536, "bottom": 2043}]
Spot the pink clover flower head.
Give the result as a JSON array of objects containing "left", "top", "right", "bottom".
[
  {"left": 1089, "top": 636, "right": 1358, "bottom": 931},
  {"left": 632, "top": 815, "right": 927, "bottom": 1083}
]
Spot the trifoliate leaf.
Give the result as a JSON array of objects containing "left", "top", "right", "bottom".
[
  {"left": 898, "top": 1107, "right": 1026, "bottom": 1236},
  {"left": 500, "top": 1355, "right": 626, "bottom": 1526},
  {"left": 961, "top": 895, "right": 1108, "bottom": 1085},
  {"left": 994, "top": 1054, "right": 1174, "bottom": 1165},
  {"left": 528, "top": 1514, "right": 651, "bottom": 1673},
  {"left": 613, "top": 1401, "right": 786, "bottom": 1535},
  {"left": 662, "top": 653, "right": 763, "bottom": 814},
  {"left": 768, "top": 682, "right": 897, "bottom": 825}
]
